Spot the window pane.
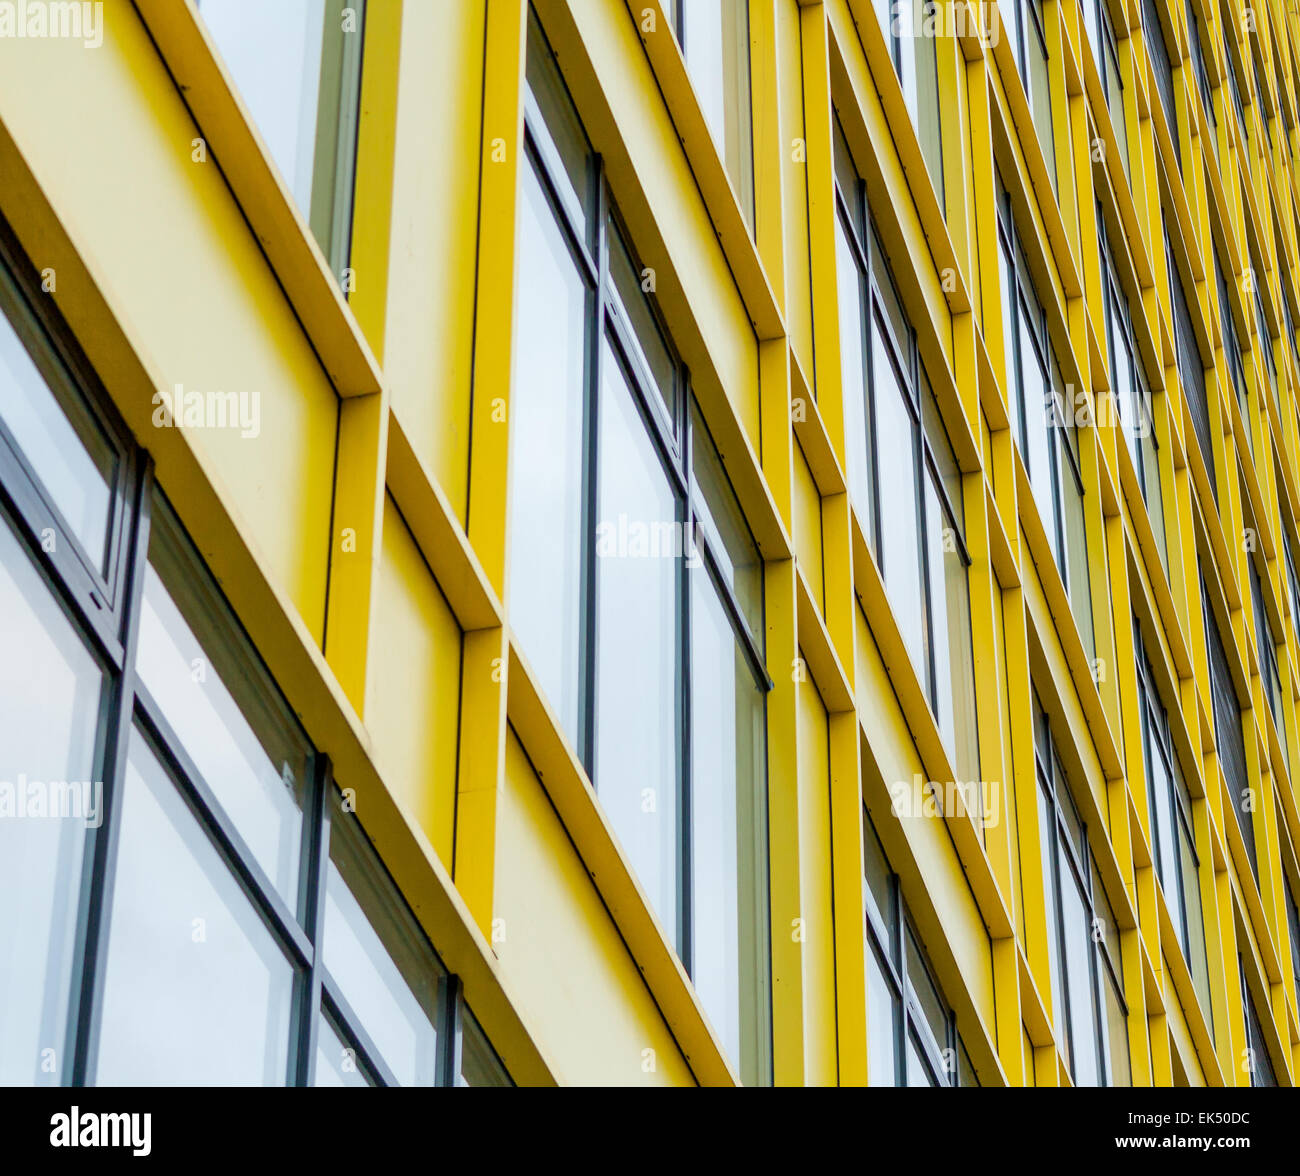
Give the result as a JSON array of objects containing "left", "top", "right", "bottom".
[
  {"left": 324, "top": 804, "right": 443, "bottom": 1087},
  {"left": 1060, "top": 440, "right": 1095, "bottom": 657},
  {"left": 871, "top": 323, "right": 926, "bottom": 671},
  {"left": 594, "top": 342, "right": 680, "bottom": 940},
  {"left": 1102, "top": 965, "right": 1131, "bottom": 1086},
  {"left": 1061, "top": 864, "right": 1100, "bottom": 1086},
  {"left": 609, "top": 223, "right": 676, "bottom": 425},
  {"left": 681, "top": 0, "right": 754, "bottom": 227},
  {"left": 906, "top": 926, "right": 949, "bottom": 1055},
  {"left": 906, "top": 1032, "right": 937, "bottom": 1086},
  {"left": 0, "top": 269, "right": 116, "bottom": 569},
  {"left": 1204, "top": 587, "right": 1256, "bottom": 876},
  {"left": 867, "top": 942, "right": 899, "bottom": 1086},
  {"left": 198, "top": 0, "right": 361, "bottom": 273},
  {"left": 508, "top": 160, "right": 588, "bottom": 743},
  {"left": 1000, "top": 239, "right": 1022, "bottom": 439},
  {"left": 925, "top": 476, "right": 979, "bottom": 782},
  {"left": 97, "top": 732, "right": 294, "bottom": 1085},
  {"left": 896, "top": 2, "right": 944, "bottom": 207},
  {"left": 138, "top": 500, "right": 309, "bottom": 908},
  {"left": 314, "top": 1016, "right": 371, "bottom": 1087},
  {"left": 862, "top": 810, "right": 895, "bottom": 944},
  {"left": 1027, "top": 12, "right": 1056, "bottom": 187},
  {"left": 690, "top": 568, "right": 769, "bottom": 1085},
  {"left": 1038, "top": 783, "right": 1069, "bottom": 1065},
  {"left": 1176, "top": 791, "right": 1213, "bottom": 1031},
  {"left": 459, "top": 1005, "right": 512, "bottom": 1088},
  {"left": 837, "top": 215, "right": 874, "bottom": 532},
  {"left": 1021, "top": 319, "right": 1059, "bottom": 553},
  {"left": 690, "top": 400, "right": 764, "bottom": 645},
  {"left": 0, "top": 510, "right": 104, "bottom": 1085},
  {"left": 525, "top": 7, "right": 594, "bottom": 243}
]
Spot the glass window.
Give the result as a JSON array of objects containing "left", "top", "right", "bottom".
[
  {"left": 1240, "top": 957, "right": 1277, "bottom": 1086},
  {"left": 1250, "top": 560, "right": 1286, "bottom": 762},
  {"left": 314, "top": 1015, "right": 372, "bottom": 1087},
  {"left": 866, "top": 941, "right": 900, "bottom": 1086},
  {"left": 873, "top": 320, "right": 927, "bottom": 671},
  {"left": 508, "top": 156, "right": 589, "bottom": 744},
  {"left": 862, "top": 811, "right": 965, "bottom": 1086},
  {"left": 690, "top": 401, "right": 764, "bottom": 644},
  {"left": 594, "top": 340, "right": 680, "bottom": 934},
  {"left": 674, "top": 0, "right": 755, "bottom": 229},
  {"left": 1004, "top": 189, "right": 1100, "bottom": 646},
  {"left": 1142, "top": 0, "right": 1176, "bottom": 133},
  {"left": 1093, "top": 0, "right": 1129, "bottom": 176},
  {"left": 0, "top": 229, "right": 480, "bottom": 1090},
  {"left": 875, "top": 0, "right": 945, "bottom": 207},
  {"left": 1035, "top": 692, "right": 1128, "bottom": 1084},
  {"left": 1167, "top": 228, "right": 1216, "bottom": 500},
  {"left": 1215, "top": 253, "right": 1250, "bottom": 453},
  {"left": 137, "top": 499, "right": 311, "bottom": 910},
  {"left": 1203, "top": 576, "right": 1257, "bottom": 879},
  {"left": 834, "top": 145, "right": 978, "bottom": 773},
  {"left": 834, "top": 129, "right": 875, "bottom": 535},
  {"left": 324, "top": 797, "right": 444, "bottom": 1087},
  {"left": 690, "top": 556, "right": 770, "bottom": 1085},
  {"left": 513, "top": 15, "right": 773, "bottom": 1082},
  {"left": 1004, "top": 0, "right": 1057, "bottom": 189},
  {"left": 1186, "top": 1, "right": 1217, "bottom": 135},
  {"left": 0, "top": 259, "right": 118, "bottom": 571},
  {"left": 196, "top": 0, "right": 365, "bottom": 280},
  {"left": 96, "top": 731, "right": 295, "bottom": 1085},
  {"left": 1101, "top": 216, "right": 1167, "bottom": 570},
  {"left": 0, "top": 509, "right": 105, "bottom": 1086},
  {"left": 1135, "top": 626, "right": 1213, "bottom": 1030}
]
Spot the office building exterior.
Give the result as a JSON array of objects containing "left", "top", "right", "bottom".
[{"left": 0, "top": 0, "right": 1297, "bottom": 1087}]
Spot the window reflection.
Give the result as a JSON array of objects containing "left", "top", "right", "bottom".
[{"left": 97, "top": 731, "right": 295, "bottom": 1085}]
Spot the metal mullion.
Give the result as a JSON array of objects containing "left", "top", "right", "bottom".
[
  {"left": 294, "top": 753, "right": 333, "bottom": 1086},
  {"left": 679, "top": 440, "right": 693, "bottom": 971},
  {"left": 131, "top": 682, "right": 314, "bottom": 970},
  {"left": 437, "top": 974, "right": 463, "bottom": 1087},
  {"left": 319, "top": 977, "right": 400, "bottom": 1088},
  {"left": 577, "top": 165, "right": 608, "bottom": 776},
  {"left": 68, "top": 457, "right": 152, "bottom": 1087},
  {"left": 522, "top": 127, "right": 599, "bottom": 289}
]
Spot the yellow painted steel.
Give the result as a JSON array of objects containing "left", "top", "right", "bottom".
[{"left": 4, "top": 0, "right": 1300, "bottom": 1086}]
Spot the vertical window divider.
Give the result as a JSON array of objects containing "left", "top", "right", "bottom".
[
  {"left": 294, "top": 752, "right": 334, "bottom": 1086},
  {"left": 679, "top": 410, "right": 693, "bottom": 973},
  {"left": 578, "top": 163, "right": 608, "bottom": 776},
  {"left": 68, "top": 455, "right": 153, "bottom": 1087},
  {"left": 437, "top": 974, "right": 464, "bottom": 1088}
]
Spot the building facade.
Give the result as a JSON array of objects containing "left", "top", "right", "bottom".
[{"left": 0, "top": 0, "right": 1298, "bottom": 1086}]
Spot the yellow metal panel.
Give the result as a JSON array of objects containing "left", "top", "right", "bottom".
[
  {"left": 795, "top": 666, "right": 838, "bottom": 1084},
  {"left": 793, "top": 437, "right": 825, "bottom": 613},
  {"left": 382, "top": 0, "right": 488, "bottom": 525},
  {"left": 0, "top": 6, "right": 337, "bottom": 642},
  {"left": 495, "top": 729, "right": 696, "bottom": 1085},
  {"left": 365, "top": 495, "right": 463, "bottom": 868}
]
